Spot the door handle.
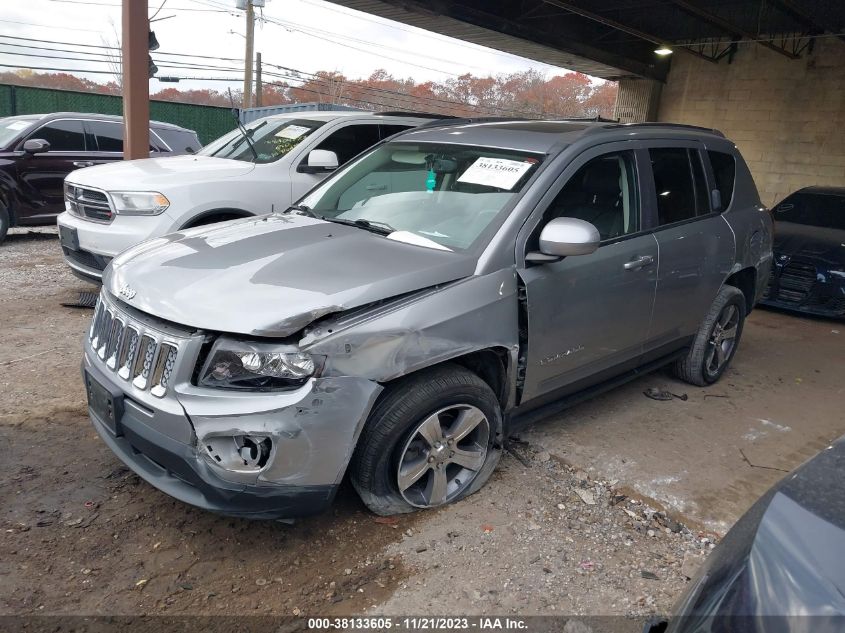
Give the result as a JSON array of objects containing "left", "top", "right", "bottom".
[
  {"left": 623, "top": 255, "right": 655, "bottom": 270},
  {"left": 365, "top": 184, "right": 387, "bottom": 191},
  {"left": 73, "top": 161, "right": 95, "bottom": 168}
]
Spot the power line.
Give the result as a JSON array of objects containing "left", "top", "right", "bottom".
[{"left": 0, "top": 18, "right": 103, "bottom": 32}]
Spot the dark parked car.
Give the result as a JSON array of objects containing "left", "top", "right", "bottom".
[
  {"left": 649, "top": 435, "right": 845, "bottom": 633},
  {"left": 0, "top": 112, "right": 201, "bottom": 243},
  {"left": 762, "top": 186, "right": 845, "bottom": 318}
]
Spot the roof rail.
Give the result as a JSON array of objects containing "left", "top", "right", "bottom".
[
  {"left": 373, "top": 111, "right": 458, "bottom": 119},
  {"left": 598, "top": 122, "right": 725, "bottom": 137}
]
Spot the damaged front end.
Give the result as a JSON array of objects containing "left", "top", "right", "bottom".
[{"left": 84, "top": 291, "right": 383, "bottom": 519}]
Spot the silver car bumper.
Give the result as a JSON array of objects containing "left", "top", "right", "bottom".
[{"left": 83, "top": 292, "right": 382, "bottom": 519}]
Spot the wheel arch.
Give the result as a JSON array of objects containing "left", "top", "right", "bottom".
[
  {"left": 180, "top": 208, "right": 254, "bottom": 229},
  {"left": 724, "top": 266, "right": 757, "bottom": 314},
  {"left": 379, "top": 347, "right": 512, "bottom": 411}
]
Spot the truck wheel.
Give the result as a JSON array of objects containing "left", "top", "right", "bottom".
[
  {"left": 350, "top": 364, "right": 503, "bottom": 516},
  {"left": 0, "top": 204, "right": 9, "bottom": 245},
  {"left": 673, "top": 285, "right": 746, "bottom": 387}
]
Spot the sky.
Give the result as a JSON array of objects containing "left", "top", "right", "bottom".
[{"left": 0, "top": 0, "right": 583, "bottom": 94}]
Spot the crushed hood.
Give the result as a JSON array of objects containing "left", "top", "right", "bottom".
[
  {"left": 67, "top": 155, "right": 256, "bottom": 190},
  {"left": 105, "top": 214, "right": 476, "bottom": 337}
]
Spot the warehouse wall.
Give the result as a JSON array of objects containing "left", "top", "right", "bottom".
[{"left": 657, "top": 38, "right": 845, "bottom": 207}]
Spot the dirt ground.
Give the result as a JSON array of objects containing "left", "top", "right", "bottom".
[{"left": 1, "top": 227, "right": 843, "bottom": 626}]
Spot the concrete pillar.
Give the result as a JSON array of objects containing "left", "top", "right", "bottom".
[
  {"left": 122, "top": 0, "right": 150, "bottom": 160},
  {"left": 614, "top": 78, "right": 662, "bottom": 122}
]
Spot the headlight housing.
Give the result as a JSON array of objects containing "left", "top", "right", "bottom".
[
  {"left": 199, "top": 338, "right": 323, "bottom": 391},
  {"left": 109, "top": 191, "right": 170, "bottom": 216}
]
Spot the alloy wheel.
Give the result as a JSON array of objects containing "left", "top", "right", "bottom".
[
  {"left": 396, "top": 404, "right": 490, "bottom": 508},
  {"left": 705, "top": 303, "right": 740, "bottom": 377}
]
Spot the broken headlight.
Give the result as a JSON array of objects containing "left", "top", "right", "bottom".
[{"left": 199, "top": 338, "right": 322, "bottom": 391}]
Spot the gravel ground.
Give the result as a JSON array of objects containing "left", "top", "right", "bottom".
[{"left": 13, "top": 226, "right": 839, "bottom": 631}]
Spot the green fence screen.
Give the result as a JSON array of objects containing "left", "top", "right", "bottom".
[{"left": 0, "top": 84, "right": 235, "bottom": 144}]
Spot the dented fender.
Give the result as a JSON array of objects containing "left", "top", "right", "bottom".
[{"left": 299, "top": 268, "right": 521, "bottom": 404}]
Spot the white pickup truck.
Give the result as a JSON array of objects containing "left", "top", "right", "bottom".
[{"left": 57, "top": 111, "right": 429, "bottom": 283}]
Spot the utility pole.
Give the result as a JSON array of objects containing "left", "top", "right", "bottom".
[
  {"left": 255, "top": 52, "right": 263, "bottom": 107},
  {"left": 122, "top": 0, "right": 150, "bottom": 160},
  {"left": 243, "top": 1, "right": 255, "bottom": 108}
]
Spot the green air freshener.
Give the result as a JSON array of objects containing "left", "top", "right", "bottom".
[{"left": 426, "top": 168, "right": 436, "bottom": 193}]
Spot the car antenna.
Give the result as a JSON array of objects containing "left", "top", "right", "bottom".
[{"left": 227, "top": 88, "right": 258, "bottom": 162}]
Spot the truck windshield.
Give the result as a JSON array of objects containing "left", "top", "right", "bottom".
[
  {"left": 198, "top": 118, "right": 325, "bottom": 164},
  {"left": 0, "top": 116, "right": 39, "bottom": 149},
  {"left": 774, "top": 192, "right": 845, "bottom": 231},
  {"left": 297, "top": 142, "right": 544, "bottom": 251}
]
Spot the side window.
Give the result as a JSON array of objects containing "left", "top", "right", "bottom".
[
  {"left": 542, "top": 150, "right": 639, "bottom": 241},
  {"left": 32, "top": 120, "right": 86, "bottom": 152},
  {"left": 649, "top": 147, "right": 700, "bottom": 226},
  {"left": 707, "top": 150, "right": 736, "bottom": 211},
  {"left": 312, "top": 124, "right": 382, "bottom": 165},
  {"left": 89, "top": 120, "right": 124, "bottom": 152},
  {"left": 379, "top": 124, "right": 413, "bottom": 139}
]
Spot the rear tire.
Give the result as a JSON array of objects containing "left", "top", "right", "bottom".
[
  {"left": 673, "top": 285, "right": 746, "bottom": 386},
  {"left": 0, "top": 203, "right": 9, "bottom": 245},
  {"left": 350, "top": 364, "right": 503, "bottom": 516}
]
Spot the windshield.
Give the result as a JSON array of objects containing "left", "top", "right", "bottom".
[
  {"left": 774, "top": 192, "right": 845, "bottom": 231},
  {"left": 197, "top": 117, "right": 325, "bottom": 163},
  {"left": 0, "top": 116, "right": 39, "bottom": 149},
  {"left": 298, "top": 142, "right": 543, "bottom": 251}
]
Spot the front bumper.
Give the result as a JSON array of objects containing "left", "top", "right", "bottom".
[
  {"left": 761, "top": 255, "right": 845, "bottom": 318},
  {"left": 83, "top": 293, "right": 383, "bottom": 519},
  {"left": 57, "top": 211, "right": 177, "bottom": 282}
]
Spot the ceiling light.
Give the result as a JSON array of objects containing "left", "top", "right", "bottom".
[{"left": 655, "top": 46, "right": 673, "bottom": 56}]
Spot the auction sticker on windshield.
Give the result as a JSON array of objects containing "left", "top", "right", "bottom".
[
  {"left": 457, "top": 157, "right": 533, "bottom": 190},
  {"left": 275, "top": 124, "right": 311, "bottom": 140}
]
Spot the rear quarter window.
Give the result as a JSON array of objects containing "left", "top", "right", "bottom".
[{"left": 708, "top": 151, "right": 736, "bottom": 211}]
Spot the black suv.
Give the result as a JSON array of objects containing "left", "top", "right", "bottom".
[{"left": 0, "top": 112, "right": 201, "bottom": 244}]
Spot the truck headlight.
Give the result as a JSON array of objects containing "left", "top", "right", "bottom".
[
  {"left": 109, "top": 191, "right": 170, "bottom": 216},
  {"left": 199, "top": 338, "right": 322, "bottom": 391}
]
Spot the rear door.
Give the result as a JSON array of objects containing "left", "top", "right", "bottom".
[
  {"left": 86, "top": 120, "right": 164, "bottom": 163},
  {"left": 517, "top": 142, "right": 659, "bottom": 402},
  {"left": 16, "top": 118, "right": 88, "bottom": 222},
  {"left": 641, "top": 143, "right": 735, "bottom": 358}
]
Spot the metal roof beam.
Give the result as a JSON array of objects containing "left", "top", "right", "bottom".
[
  {"left": 768, "top": 0, "right": 845, "bottom": 44},
  {"left": 424, "top": 1, "right": 668, "bottom": 79},
  {"left": 540, "top": 0, "right": 717, "bottom": 63},
  {"left": 667, "top": 0, "right": 800, "bottom": 59}
]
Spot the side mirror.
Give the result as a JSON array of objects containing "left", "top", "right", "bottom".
[
  {"left": 526, "top": 217, "right": 600, "bottom": 263},
  {"left": 298, "top": 149, "right": 339, "bottom": 174},
  {"left": 23, "top": 139, "right": 50, "bottom": 154}
]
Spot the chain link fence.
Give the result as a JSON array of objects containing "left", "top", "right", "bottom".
[{"left": 0, "top": 84, "right": 235, "bottom": 144}]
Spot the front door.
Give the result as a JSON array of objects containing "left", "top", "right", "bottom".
[
  {"left": 290, "top": 122, "right": 383, "bottom": 202},
  {"left": 16, "top": 119, "right": 88, "bottom": 222},
  {"left": 518, "top": 146, "right": 658, "bottom": 402}
]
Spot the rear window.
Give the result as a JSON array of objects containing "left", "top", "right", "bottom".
[
  {"left": 708, "top": 151, "right": 736, "bottom": 210},
  {"left": 773, "top": 192, "right": 845, "bottom": 230}
]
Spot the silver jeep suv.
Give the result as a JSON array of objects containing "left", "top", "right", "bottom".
[{"left": 84, "top": 119, "right": 773, "bottom": 519}]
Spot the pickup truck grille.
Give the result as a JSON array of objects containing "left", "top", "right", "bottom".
[
  {"left": 89, "top": 295, "right": 181, "bottom": 398},
  {"left": 65, "top": 183, "right": 113, "bottom": 223}
]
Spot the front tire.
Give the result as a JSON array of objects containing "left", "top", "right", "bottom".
[
  {"left": 350, "top": 364, "right": 503, "bottom": 516},
  {"left": 673, "top": 285, "right": 746, "bottom": 386}
]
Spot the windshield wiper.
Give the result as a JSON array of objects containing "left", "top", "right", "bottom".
[
  {"left": 285, "top": 204, "right": 317, "bottom": 217},
  {"left": 322, "top": 217, "right": 396, "bottom": 236},
  {"left": 227, "top": 88, "right": 258, "bottom": 162}
]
